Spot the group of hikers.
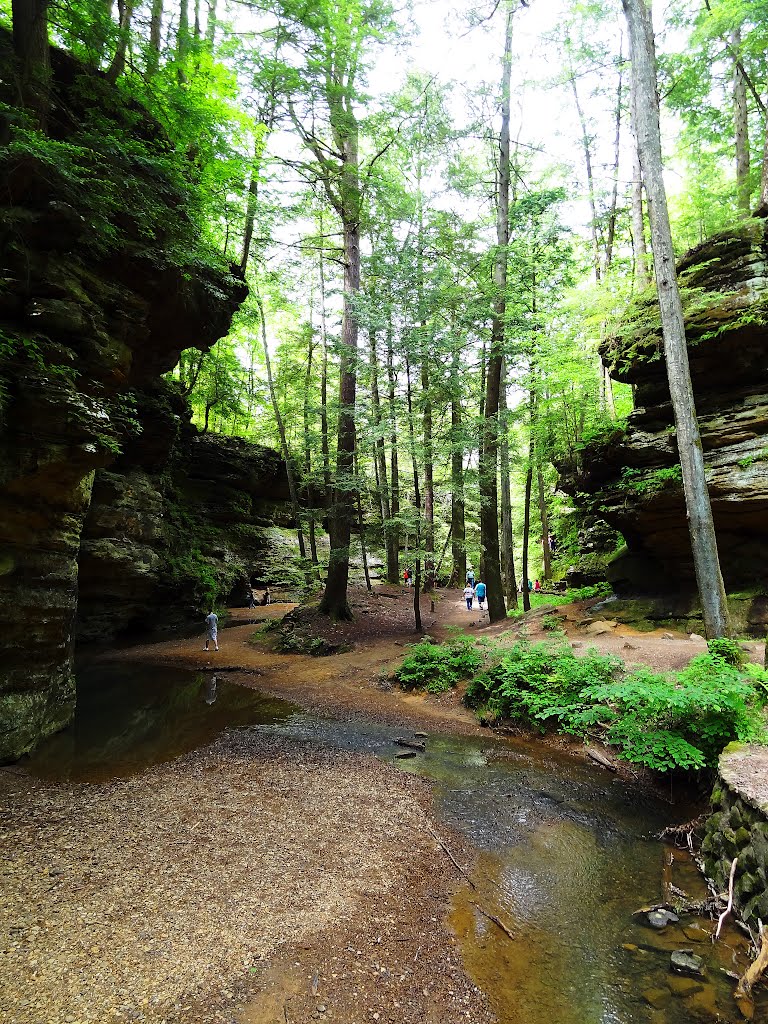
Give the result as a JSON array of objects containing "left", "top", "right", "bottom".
[{"left": 462, "top": 569, "right": 487, "bottom": 611}]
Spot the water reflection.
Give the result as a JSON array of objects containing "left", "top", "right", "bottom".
[{"left": 27, "top": 663, "right": 297, "bottom": 782}]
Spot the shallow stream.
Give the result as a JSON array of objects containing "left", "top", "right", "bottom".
[{"left": 28, "top": 663, "right": 763, "bottom": 1023}]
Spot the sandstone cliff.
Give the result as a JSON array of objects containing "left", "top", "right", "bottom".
[
  {"left": 0, "top": 39, "right": 259, "bottom": 760},
  {"left": 560, "top": 219, "right": 768, "bottom": 634}
]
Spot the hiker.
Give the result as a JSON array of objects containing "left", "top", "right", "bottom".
[
  {"left": 403, "top": 568, "right": 411, "bottom": 586},
  {"left": 475, "top": 579, "right": 487, "bottom": 609},
  {"left": 204, "top": 610, "right": 219, "bottom": 652},
  {"left": 534, "top": 579, "right": 542, "bottom": 593},
  {"left": 466, "top": 568, "right": 475, "bottom": 588},
  {"left": 527, "top": 579, "right": 533, "bottom": 592},
  {"left": 463, "top": 583, "right": 474, "bottom": 610},
  {"left": 260, "top": 587, "right": 271, "bottom": 606},
  {"left": 246, "top": 588, "right": 255, "bottom": 608}
]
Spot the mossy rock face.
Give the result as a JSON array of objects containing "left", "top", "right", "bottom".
[
  {"left": 558, "top": 219, "right": 768, "bottom": 606},
  {"left": 0, "top": 35, "right": 249, "bottom": 761}
]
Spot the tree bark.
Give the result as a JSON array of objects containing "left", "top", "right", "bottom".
[
  {"left": 622, "top": 0, "right": 730, "bottom": 638},
  {"left": 479, "top": 5, "right": 514, "bottom": 624},
  {"left": 319, "top": 233, "right": 332, "bottom": 496},
  {"left": 499, "top": 358, "right": 517, "bottom": 608},
  {"left": 537, "top": 460, "right": 552, "bottom": 581},
  {"left": 303, "top": 335, "right": 319, "bottom": 566},
  {"left": 605, "top": 47, "right": 623, "bottom": 274},
  {"left": 369, "top": 330, "right": 397, "bottom": 583},
  {"left": 12, "top": 0, "right": 50, "bottom": 128},
  {"left": 319, "top": 211, "right": 359, "bottom": 619},
  {"left": 630, "top": 77, "right": 650, "bottom": 291},
  {"left": 406, "top": 358, "right": 423, "bottom": 633},
  {"left": 205, "top": 0, "right": 217, "bottom": 47},
  {"left": 569, "top": 65, "right": 602, "bottom": 282},
  {"left": 450, "top": 345, "right": 466, "bottom": 588},
  {"left": 385, "top": 322, "right": 401, "bottom": 582},
  {"left": 731, "top": 28, "right": 751, "bottom": 216},
  {"left": 148, "top": 0, "right": 163, "bottom": 73},
  {"left": 256, "top": 293, "right": 307, "bottom": 561},
  {"left": 521, "top": 431, "right": 533, "bottom": 613},
  {"left": 107, "top": 0, "right": 134, "bottom": 84}
]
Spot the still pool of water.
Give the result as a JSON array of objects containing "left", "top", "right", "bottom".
[{"left": 26, "top": 663, "right": 763, "bottom": 1023}]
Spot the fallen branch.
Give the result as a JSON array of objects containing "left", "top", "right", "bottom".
[
  {"left": 585, "top": 746, "right": 616, "bottom": 772},
  {"left": 426, "top": 825, "right": 476, "bottom": 890},
  {"left": 734, "top": 922, "right": 768, "bottom": 1021},
  {"left": 471, "top": 903, "right": 516, "bottom": 941},
  {"left": 714, "top": 856, "right": 738, "bottom": 941}
]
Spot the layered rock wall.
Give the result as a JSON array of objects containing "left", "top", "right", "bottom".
[
  {"left": 561, "top": 219, "right": 768, "bottom": 632},
  {"left": 0, "top": 39, "right": 249, "bottom": 760}
]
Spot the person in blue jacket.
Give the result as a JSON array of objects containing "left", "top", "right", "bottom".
[{"left": 474, "top": 579, "right": 487, "bottom": 609}]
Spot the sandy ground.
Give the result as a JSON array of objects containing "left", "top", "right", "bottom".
[{"left": 2, "top": 585, "right": 763, "bottom": 1024}]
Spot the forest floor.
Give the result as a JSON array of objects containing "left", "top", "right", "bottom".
[{"left": 2, "top": 586, "right": 764, "bottom": 1024}]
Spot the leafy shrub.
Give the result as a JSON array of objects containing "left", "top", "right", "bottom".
[
  {"left": 394, "top": 637, "right": 482, "bottom": 695},
  {"left": 707, "top": 636, "right": 744, "bottom": 666},
  {"left": 541, "top": 614, "right": 564, "bottom": 632},
  {"left": 463, "top": 640, "right": 768, "bottom": 772}
]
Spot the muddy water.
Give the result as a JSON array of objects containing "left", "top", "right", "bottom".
[{"left": 27, "top": 665, "right": 763, "bottom": 1022}]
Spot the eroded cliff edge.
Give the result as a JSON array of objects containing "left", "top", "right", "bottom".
[
  {"left": 560, "top": 219, "right": 768, "bottom": 634},
  {"left": 0, "top": 38, "right": 259, "bottom": 761}
]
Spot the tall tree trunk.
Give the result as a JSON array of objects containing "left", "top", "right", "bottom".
[
  {"left": 450, "top": 345, "right": 466, "bottom": 588},
  {"left": 479, "top": 5, "right": 514, "bottom": 623},
  {"left": 176, "top": 0, "right": 190, "bottom": 76},
  {"left": 148, "top": 0, "right": 163, "bottom": 73},
  {"left": 318, "top": 147, "right": 361, "bottom": 620},
  {"left": 385, "top": 322, "right": 400, "bottom": 580},
  {"left": 106, "top": 0, "right": 134, "bottom": 84},
  {"left": 369, "top": 330, "right": 397, "bottom": 583},
  {"left": 405, "top": 358, "right": 423, "bottom": 634},
  {"left": 569, "top": 65, "right": 602, "bottom": 282},
  {"left": 537, "top": 460, "right": 552, "bottom": 581},
  {"left": 354, "top": 454, "right": 372, "bottom": 592},
  {"left": 303, "top": 336, "right": 319, "bottom": 566},
  {"left": 630, "top": 77, "right": 650, "bottom": 290},
  {"left": 256, "top": 294, "right": 307, "bottom": 560},
  {"left": 12, "top": 0, "right": 50, "bottom": 128},
  {"left": 421, "top": 360, "right": 435, "bottom": 590},
  {"left": 732, "top": 28, "right": 751, "bottom": 216},
  {"left": 623, "top": 0, "right": 730, "bottom": 638},
  {"left": 319, "top": 235, "right": 332, "bottom": 496},
  {"left": 193, "top": 0, "right": 201, "bottom": 40},
  {"left": 499, "top": 359, "right": 517, "bottom": 608},
  {"left": 521, "top": 434, "right": 533, "bottom": 613},
  {"left": 205, "top": 0, "right": 217, "bottom": 47},
  {"left": 604, "top": 46, "right": 623, "bottom": 274}
]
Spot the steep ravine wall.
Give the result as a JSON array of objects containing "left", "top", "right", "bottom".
[
  {"left": 76, "top": 382, "right": 291, "bottom": 642},
  {"left": 561, "top": 219, "right": 768, "bottom": 634},
  {"left": 0, "top": 40, "right": 255, "bottom": 761}
]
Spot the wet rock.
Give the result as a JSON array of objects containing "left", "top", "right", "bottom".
[
  {"left": 635, "top": 906, "right": 679, "bottom": 929},
  {"left": 667, "top": 975, "right": 704, "bottom": 998},
  {"left": 642, "top": 986, "right": 672, "bottom": 1009},
  {"left": 670, "top": 949, "right": 705, "bottom": 977}
]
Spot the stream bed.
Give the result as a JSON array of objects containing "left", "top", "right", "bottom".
[{"left": 27, "top": 663, "right": 763, "bottom": 1024}]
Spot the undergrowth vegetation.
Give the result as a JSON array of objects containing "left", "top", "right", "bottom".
[{"left": 393, "top": 635, "right": 768, "bottom": 771}]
